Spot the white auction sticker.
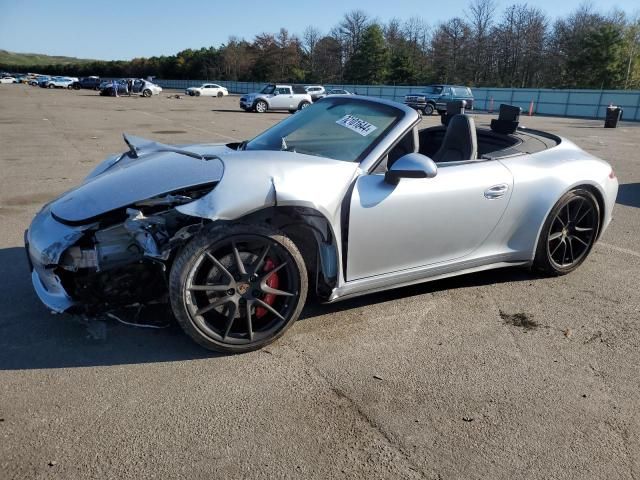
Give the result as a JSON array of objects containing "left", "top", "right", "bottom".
[{"left": 336, "top": 114, "right": 378, "bottom": 136}]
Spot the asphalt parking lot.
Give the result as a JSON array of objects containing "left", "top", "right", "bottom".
[{"left": 0, "top": 85, "right": 639, "bottom": 479}]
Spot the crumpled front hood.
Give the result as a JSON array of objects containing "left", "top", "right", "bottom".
[{"left": 50, "top": 136, "right": 232, "bottom": 224}]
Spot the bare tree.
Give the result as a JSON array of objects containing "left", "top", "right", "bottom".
[{"left": 338, "top": 10, "right": 370, "bottom": 61}]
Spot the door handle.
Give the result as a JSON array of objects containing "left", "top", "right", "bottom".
[{"left": 484, "top": 184, "right": 509, "bottom": 199}]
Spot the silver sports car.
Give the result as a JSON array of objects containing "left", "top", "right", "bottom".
[{"left": 26, "top": 96, "right": 618, "bottom": 352}]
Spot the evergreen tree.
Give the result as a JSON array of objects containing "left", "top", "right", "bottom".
[{"left": 345, "top": 24, "right": 389, "bottom": 84}]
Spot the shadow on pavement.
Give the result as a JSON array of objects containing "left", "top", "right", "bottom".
[
  {"left": 0, "top": 245, "right": 535, "bottom": 370},
  {"left": 616, "top": 183, "right": 640, "bottom": 208}
]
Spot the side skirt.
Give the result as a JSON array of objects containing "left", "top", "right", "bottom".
[{"left": 327, "top": 254, "right": 530, "bottom": 303}]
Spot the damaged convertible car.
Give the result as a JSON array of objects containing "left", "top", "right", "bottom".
[{"left": 26, "top": 96, "right": 618, "bottom": 352}]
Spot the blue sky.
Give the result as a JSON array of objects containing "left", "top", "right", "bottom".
[{"left": 0, "top": 0, "right": 638, "bottom": 60}]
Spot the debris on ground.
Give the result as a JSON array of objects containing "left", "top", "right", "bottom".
[
  {"left": 462, "top": 416, "right": 474, "bottom": 422},
  {"left": 167, "top": 94, "right": 182, "bottom": 99},
  {"left": 373, "top": 375, "right": 383, "bottom": 381},
  {"left": 584, "top": 331, "right": 603, "bottom": 344},
  {"left": 48, "top": 461, "right": 57, "bottom": 467},
  {"left": 563, "top": 328, "right": 572, "bottom": 338},
  {"left": 499, "top": 310, "right": 539, "bottom": 330}
]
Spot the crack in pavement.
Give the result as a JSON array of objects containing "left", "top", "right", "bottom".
[{"left": 284, "top": 344, "right": 428, "bottom": 479}]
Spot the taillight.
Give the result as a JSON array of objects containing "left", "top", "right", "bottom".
[{"left": 609, "top": 169, "right": 616, "bottom": 179}]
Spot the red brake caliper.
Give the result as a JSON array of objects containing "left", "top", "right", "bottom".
[{"left": 255, "top": 258, "right": 279, "bottom": 319}]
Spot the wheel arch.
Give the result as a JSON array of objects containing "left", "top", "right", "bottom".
[
  {"left": 530, "top": 182, "right": 606, "bottom": 260},
  {"left": 233, "top": 206, "right": 340, "bottom": 298}
]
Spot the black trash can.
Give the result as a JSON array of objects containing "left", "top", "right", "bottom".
[{"left": 604, "top": 106, "right": 623, "bottom": 128}]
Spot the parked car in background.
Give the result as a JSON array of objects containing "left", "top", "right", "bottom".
[
  {"left": 1, "top": 76, "right": 16, "bottom": 84},
  {"left": 404, "top": 85, "right": 474, "bottom": 115},
  {"left": 99, "top": 78, "right": 162, "bottom": 97},
  {"left": 327, "top": 88, "right": 353, "bottom": 95},
  {"left": 13, "top": 74, "right": 28, "bottom": 84},
  {"left": 43, "top": 76, "right": 76, "bottom": 89},
  {"left": 304, "top": 85, "right": 326, "bottom": 101},
  {"left": 185, "top": 83, "right": 228, "bottom": 97},
  {"left": 30, "top": 75, "right": 49, "bottom": 86},
  {"left": 240, "top": 84, "right": 312, "bottom": 113},
  {"left": 73, "top": 76, "right": 101, "bottom": 90}
]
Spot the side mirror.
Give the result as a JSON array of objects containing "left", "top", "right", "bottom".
[{"left": 385, "top": 153, "right": 437, "bottom": 184}]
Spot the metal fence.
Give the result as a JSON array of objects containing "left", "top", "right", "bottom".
[{"left": 155, "top": 79, "right": 640, "bottom": 121}]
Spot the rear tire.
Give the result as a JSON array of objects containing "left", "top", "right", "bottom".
[
  {"left": 298, "top": 101, "right": 311, "bottom": 111},
  {"left": 533, "top": 189, "right": 600, "bottom": 275},
  {"left": 217, "top": 91, "right": 223, "bottom": 98},
  {"left": 143, "top": 89, "right": 152, "bottom": 97},
  {"left": 169, "top": 223, "right": 308, "bottom": 353}
]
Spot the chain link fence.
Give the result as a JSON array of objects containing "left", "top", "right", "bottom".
[{"left": 155, "top": 79, "right": 640, "bottom": 121}]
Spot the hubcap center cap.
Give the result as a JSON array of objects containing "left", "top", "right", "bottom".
[{"left": 237, "top": 283, "right": 250, "bottom": 295}]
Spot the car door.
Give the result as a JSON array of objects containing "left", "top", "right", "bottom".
[
  {"left": 203, "top": 85, "right": 214, "bottom": 96},
  {"left": 271, "top": 87, "right": 293, "bottom": 109},
  {"left": 346, "top": 160, "right": 513, "bottom": 280}
]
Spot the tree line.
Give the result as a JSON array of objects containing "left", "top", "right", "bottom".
[{"left": 4, "top": 2, "right": 640, "bottom": 89}]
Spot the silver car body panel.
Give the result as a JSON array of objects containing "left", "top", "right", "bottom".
[{"left": 25, "top": 96, "right": 618, "bottom": 313}]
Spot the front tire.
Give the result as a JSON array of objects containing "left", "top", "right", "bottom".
[
  {"left": 217, "top": 91, "right": 223, "bottom": 98},
  {"left": 170, "top": 224, "right": 308, "bottom": 353},
  {"left": 255, "top": 100, "right": 268, "bottom": 113},
  {"left": 533, "top": 189, "right": 600, "bottom": 275}
]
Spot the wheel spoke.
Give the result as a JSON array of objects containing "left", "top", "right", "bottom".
[
  {"left": 245, "top": 301, "right": 254, "bottom": 341},
  {"left": 261, "top": 285, "right": 295, "bottom": 297},
  {"left": 259, "top": 261, "right": 288, "bottom": 283},
  {"left": 565, "top": 204, "right": 571, "bottom": 225},
  {"left": 188, "top": 284, "right": 230, "bottom": 292},
  {"left": 205, "top": 252, "right": 234, "bottom": 281},
  {"left": 571, "top": 199, "right": 585, "bottom": 223},
  {"left": 231, "top": 241, "right": 247, "bottom": 275},
  {"left": 253, "top": 298, "right": 286, "bottom": 321},
  {"left": 574, "top": 226, "right": 593, "bottom": 232},
  {"left": 251, "top": 244, "right": 271, "bottom": 274},
  {"left": 567, "top": 237, "right": 575, "bottom": 263},
  {"left": 222, "top": 302, "right": 238, "bottom": 340},
  {"left": 550, "top": 238, "right": 565, "bottom": 256},
  {"left": 570, "top": 235, "right": 590, "bottom": 248},
  {"left": 195, "top": 296, "right": 232, "bottom": 317},
  {"left": 549, "top": 231, "right": 563, "bottom": 241},
  {"left": 561, "top": 241, "right": 568, "bottom": 265},
  {"left": 575, "top": 208, "right": 591, "bottom": 226}
]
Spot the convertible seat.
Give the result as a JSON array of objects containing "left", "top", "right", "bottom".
[{"left": 432, "top": 114, "right": 477, "bottom": 162}]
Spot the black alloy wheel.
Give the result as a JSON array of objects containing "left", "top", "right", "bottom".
[
  {"left": 170, "top": 224, "right": 307, "bottom": 353},
  {"left": 534, "top": 189, "right": 600, "bottom": 275}
]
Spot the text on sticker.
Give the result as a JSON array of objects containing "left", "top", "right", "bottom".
[{"left": 336, "top": 115, "right": 378, "bottom": 136}]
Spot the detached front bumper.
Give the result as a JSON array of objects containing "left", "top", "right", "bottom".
[{"left": 25, "top": 205, "right": 88, "bottom": 313}]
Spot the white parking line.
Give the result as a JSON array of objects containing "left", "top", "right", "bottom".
[{"left": 598, "top": 241, "right": 640, "bottom": 258}]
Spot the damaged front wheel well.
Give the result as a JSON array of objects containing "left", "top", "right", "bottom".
[{"left": 234, "top": 206, "right": 338, "bottom": 298}]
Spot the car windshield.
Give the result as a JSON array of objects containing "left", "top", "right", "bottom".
[
  {"left": 260, "top": 84, "right": 276, "bottom": 94},
  {"left": 245, "top": 97, "right": 403, "bottom": 163},
  {"left": 422, "top": 86, "right": 443, "bottom": 94}
]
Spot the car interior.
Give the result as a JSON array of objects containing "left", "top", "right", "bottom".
[{"left": 381, "top": 104, "right": 560, "bottom": 173}]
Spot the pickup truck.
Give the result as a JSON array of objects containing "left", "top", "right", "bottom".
[
  {"left": 404, "top": 84, "right": 474, "bottom": 115},
  {"left": 240, "top": 84, "right": 312, "bottom": 113}
]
